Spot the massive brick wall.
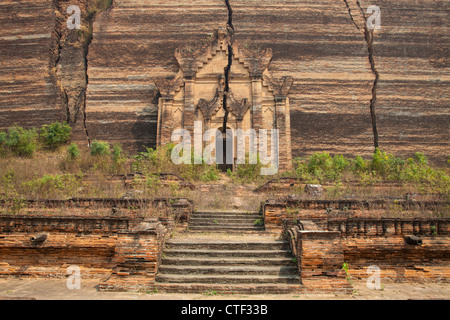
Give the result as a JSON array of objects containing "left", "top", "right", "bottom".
[
  {"left": 0, "top": 215, "right": 168, "bottom": 291},
  {"left": 232, "top": 0, "right": 449, "bottom": 162},
  {"left": 0, "top": 0, "right": 63, "bottom": 129},
  {"left": 0, "top": 0, "right": 448, "bottom": 161}
]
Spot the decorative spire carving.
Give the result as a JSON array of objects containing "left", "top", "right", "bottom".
[
  {"left": 154, "top": 71, "right": 184, "bottom": 100},
  {"left": 226, "top": 90, "right": 250, "bottom": 121},
  {"left": 196, "top": 90, "right": 222, "bottom": 121},
  {"left": 233, "top": 44, "right": 273, "bottom": 78},
  {"left": 263, "top": 73, "right": 294, "bottom": 99}
]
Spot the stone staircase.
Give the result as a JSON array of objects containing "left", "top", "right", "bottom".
[
  {"left": 156, "top": 239, "right": 302, "bottom": 294},
  {"left": 155, "top": 209, "right": 303, "bottom": 294},
  {"left": 187, "top": 211, "right": 265, "bottom": 233}
]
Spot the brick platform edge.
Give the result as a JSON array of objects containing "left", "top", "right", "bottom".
[{"left": 0, "top": 215, "right": 169, "bottom": 292}]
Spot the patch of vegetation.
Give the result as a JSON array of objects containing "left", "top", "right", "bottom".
[
  {"left": 20, "top": 173, "right": 83, "bottom": 199},
  {"left": 67, "top": 143, "right": 81, "bottom": 160},
  {"left": 39, "top": 122, "right": 72, "bottom": 150},
  {"left": 0, "top": 122, "right": 73, "bottom": 157},
  {"left": 253, "top": 218, "right": 263, "bottom": 226},
  {"left": 293, "top": 149, "right": 449, "bottom": 198},
  {"left": 0, "top": 125, "right": 38, "bottom": 157},
  {"left": 342, "top": 262, "right": 352, "bottom": 283},
  {"left": 132, "top": 143, "right": 220, "bottom": 182},
  {"left": 90, "top": 140, "right": 111, "bottom": 156},
  {"left": 226, "top": 153, "right": 266, "bottom": 183}
]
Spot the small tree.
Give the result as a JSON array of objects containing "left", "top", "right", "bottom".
[
  {"left": 39, "top": 122, "right": 72, "bottom": 150},
  {"left": 90, "top": 140, "right": 110, "bottom": 156},
  {"left": 5, "top": 126, "right": 38, "bottom": 157},
  {"left": 67, "top": 143, "right": 80, "bottom": 160}
]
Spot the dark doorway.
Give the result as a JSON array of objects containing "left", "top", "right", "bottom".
[{"left": 216, "top": 129, "right": 233, "bottom": 172}]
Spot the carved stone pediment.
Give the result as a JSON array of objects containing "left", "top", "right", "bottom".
[
  {"left": 226, "top": 90, "right": 250, "bottom": 121},
  {"left": 174, "top": 27, "right": 228, "bottom": 78},
  {"left": 154, "top": 71, "right": 184, "bottom": 100},
  {"left": 233, "top": 44, "right": 273, "bottom": 78},
  {"left": 196, "top": 89, "right": 222, "bottom": 121},
  {"left": 263, "top": 73, "right": 294, "bottom": 98}
]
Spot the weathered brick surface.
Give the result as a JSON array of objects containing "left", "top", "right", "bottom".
[
  {"left": 264, "top": 199, "right": 449, "bottom": 233},
  {"left": 0, "top": 215, "right": 168, "bottom": 291},
  {"left": 0, "top": 233, "right": 116, "bottom": 278},
  {"left": 98, "top": 225, "right": 166, "bottom": 292},
  {"left": 286, "top": 218, "right": 450, "bottom": 287},
  {"left": 295, "top": 231, "right": 353, "bottom": 293},
  {"left": 327, "top": 218, "right": 449, "bottom": 237},
  {"left": 343, "top": 236, "right": 450, "bottom": 283},
  {"left": 0, "top": 215, "right": 137, "bottom": 234},
  {"left": 1, "top": 1, "right": 448, "bottom": 162}
]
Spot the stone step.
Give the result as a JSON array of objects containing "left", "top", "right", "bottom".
[
  {"left": 165, "top": 241, "right": 288, "bottom": 250},
  {"left": 163, "top": 249, "right": 291, "bottom": 258},
  {"left": 161, "top": 257, "right": 295, "bottom": 266},
  {"left": 191, "top": 213, "right": 262, "bottom": 217},
  {"left": 188, "top": 221, "right": 263, "bottom": 227},
  {"left": 189, "top": 216, "right": 263, "bottom": 222},
  {"left": 158, "top": 265, "right": 298, "bottom": 275},
  {"left": 193, "top": 211, "right": 261, "bottom": 216},
  {"left": 155, "top": 283, "right": 304, "bottom": 294},
  {"left": 155, "top": 274, "right": 301, "bottom": 284},
  {"left": 186, "top": 230, "right": 270, "bottom": 235},
  {"left": 187, "top": 226, "right": 265, "bottom": 232}
]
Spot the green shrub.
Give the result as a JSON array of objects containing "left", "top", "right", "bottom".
[
  {"left": 0, "top": 131, "right": 6, "bottom": 145},
  {"left": 0, "top": 169, "right": 18, "bottom": 199},
  {"left": 370, "top": 148, "right": 406, "bottom": 180},
  {"left": 295, "top": 152, "right": 350, "bottom": 182},
  {"left": 3, "top": 126, "right": 38, "bottom": 157},
  {"left": 90, "top": 140, "right": 110, "bottom": 156},
  {"left": 228, "top": 153, "right": 264, "bottom": 182},
  {"left": 200, "top": 166, "right": 219, "bottom": 182},
  {"left": 39, "top": 122, "right": 72, "bottom": 150},
  {"left": 351, "top": 155, "right": 368, "bottom": 174},
  {"left": 67, "top": 143, "right": 80, "bottom": 160},
  {"left": 0, "top": 132, "right": 7, "bottom": 156},
  {"left": 21, "top": 173, "right": 83, "bottom": 199},
  {"left": 111, "top": 144, "right": 124, "bottom": 163}
]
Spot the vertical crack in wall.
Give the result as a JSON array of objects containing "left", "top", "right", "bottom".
[
  {"left": 50, "top": 0, "right": 113, "bottom": 146},
  {"left": 343, "top": 0, "right": 380, "bottom": 151},
  {"left": 50, "top": 0, "right": 72, "bottom": 124},
  {"left": 222, "top": 0, "right": 235, "bottom": 134}
]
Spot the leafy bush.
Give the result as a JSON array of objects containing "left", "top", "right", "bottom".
[
  {"left": 370, "top": 148, "right": 405, "bottom": 180},
  {"left": 0, "top": 132, "right": 7, "bottom": 156},
  {"left": 0, "top": 169, "right": 18, "bottom": 199},
  {"left": 67, "top": 143, "right": 80, "bottom": 160},
  {"left": 294, "top": 152, "right": 350, "bottom": 182},
  {"left": 111, "top": 144, "right": 125, "bottom": 164},
  {"left": 200, "top": 166, "right": 219, "bottom": 182},
  {"left": 39, "top": 122, "right": 72, "bottom": 150},
  {"left": 2, "top": 126, "right": 38, "bottom": 157},
  {"left": 90, "top": 140, "right": 110, "bottom": 156},
  {"left": 351, "top": 155, "right": 368, "bottom": 175}
]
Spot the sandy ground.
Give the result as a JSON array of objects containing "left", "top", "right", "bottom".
[{"left": 0, "top": 279, "right": 448, "bottom": 300}]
